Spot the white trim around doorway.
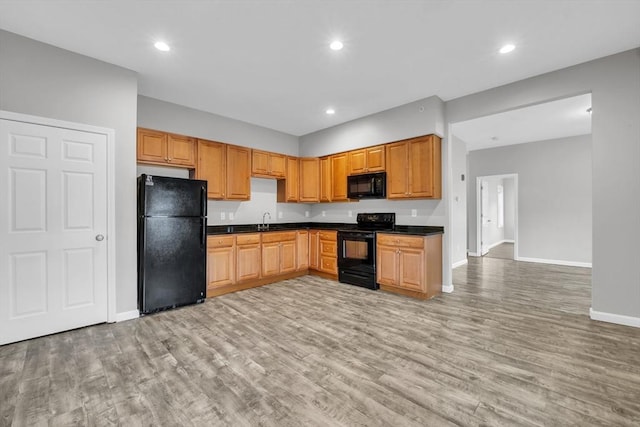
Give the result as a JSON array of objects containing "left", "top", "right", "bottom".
[{"left": 476, "top": 173, "right": 519, "bottom": 260}]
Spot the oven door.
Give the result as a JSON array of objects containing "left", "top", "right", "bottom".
[{"left": 337, "top": 231, "right": 378, "bottom": 289}]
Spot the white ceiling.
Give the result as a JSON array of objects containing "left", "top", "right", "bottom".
[
  {"left": 452, "top": 93, "right": 592, "bottom": 151},
  {"left": 0, "top": 1, "right": 638, "bottom": 136}
]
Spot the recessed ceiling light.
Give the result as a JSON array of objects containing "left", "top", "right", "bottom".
[
  {"left": 329, "top": 40, "right": 343, "bottom": 51},
  {"left": 499, "top": 44, "right": 515, "bottom": 54},
  {"left": 325, "top": 108, "right": 335, "bottom": 115},
  {"left": 154, "top": 41, "right": 170, "bottom": 52}
]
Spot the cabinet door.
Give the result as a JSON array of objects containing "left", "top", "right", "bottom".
[
  {"left": 330, "top": 153, "right": 349, "bottom": 201},
  {"left": 386, "top": 142, "right": 409, "bottom": 199},
  {"left": 296, "top": 231, "right": 309, "bottom": 270},
  {"left": 252, "top": 150, "right": 270, "bottom": 176},
  {"left": 348, "top": 149, "right": 367, "bottom": 175},
  {"left": 366, "top": 145, "right": 386, "bottom": 172},
  {"left": 196, "top": 140, "right": 226, "bottom": 199},
  {"left": 408, "top": 137, "right": 435, "bottom": 198},
  {"left": 237, "top": 244, "right": 261, "bottom": 282},
  {"left": 269, "top": 153, "right": 286, "bottom": 178},
  {"left": 261, "top": 242, "right": 281, "bottom": 277},
  {"left": 376, "top": 245, "right": 398, "bottom": 286},
  {"left": 137, "top": 128, "right": 167, "bottom": 164},
  {"left": 320, "top": 156, "right": 332, "bottom": 202},
  {"left": 309, "top": 230, "right": 319, "bottom": 269},
  {"left": 226, "top": 145, "right": 251, "bottom": 200},
  {"left": 167, "top": 134, "right": 196, "bottom": 167},
  {"left": 280, "top": 240, "right": 297, "bottom": 274},
  {"left": 207, "top": 246, "right": 235, "bottom": 289},
  {"left": 299, "top": 157, "right": 320, "bottom": 202},
  {"left": 398, "top": 248, "right": 426, "bottom": 291}
]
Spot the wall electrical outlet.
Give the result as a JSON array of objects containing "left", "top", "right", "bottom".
[
  {"left": 305, "top": 211, "right": 310, "bottom": 218},
  {"left": 228, "top": 212, "right": 234, "bottom": 220},
  {"left": 322, "top": 211, "right": 326, "bottom": 217},
  {"left": 278, "top": 211, "right": 283, "bottom": 219},
  {"left": 348, "top": 210, "right": 352, "bottom": 217},
  {"left": 220, "top": 212, "right": 226, "bottom": 220},
  {"left": 411, "top": 209, "right": 417, "bottom": 217}
]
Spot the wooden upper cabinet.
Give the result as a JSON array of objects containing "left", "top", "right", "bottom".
[
  {"left": 277, "top": 156, "right": 299, "bottom": 202},
  {"left": 137, "top": 128, "right": 167, "bottom": 164},
  {"left": 386, "top": 135, "right": 441, "bottom": 199},
  {"left": 330, "top": 153, "right": 349, "bottom": 201},
  {"left": 226, "top": 144, "right": 251, "bottom": 200},
  {"left": 196, "top": 139, "right": 226, "bottom": 199},
  {"left": 320, "top": 156, "right": 332, "bottom": 203},
  {"left": 299, "top": 157, "right": 320, "bottom": 202},
  {"left": 252, "top": 150, "right": 286, "bottom": 178},
  {"left": 136, "top": 128, "right": 195, "bottom": 168},
  {"left": 347, "top": 145, "right": 385, "bottom": 175}
]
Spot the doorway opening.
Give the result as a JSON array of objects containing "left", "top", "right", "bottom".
[{"left": 476, "top": 174, "right": 518, "bottom": 260}]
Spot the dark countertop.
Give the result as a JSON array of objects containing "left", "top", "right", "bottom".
[{"left": 207, "top": 222, "right": 443, "bottom": 236}]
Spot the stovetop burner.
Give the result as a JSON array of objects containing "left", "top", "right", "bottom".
[{"left": 354, "top": 212, "right": 395, "bottom": 231}]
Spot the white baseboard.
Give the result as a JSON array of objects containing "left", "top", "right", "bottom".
[
  {"left": 517, "top": 257, "right": 592, "bottom": 268},
  {"left": 590, "top": 308, "right": 640, "bottom": 328},
  {"left": 115, "top": 310, "right": 140, "bottom": 322},
  {"left": 452, "top": 259, "right": 468, "bottom": 269},
  {"left": 442, "top": 284, "right": 454, "bottom": 293},
  {"left": 503, "top": 239, "right": 514, "bottom": 243},
  {"left": 467, "top": 251, "right": 480, "bottom": 257}
]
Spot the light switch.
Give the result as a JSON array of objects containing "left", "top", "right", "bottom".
[
  {"left": 322, "top": 211, "right": 326, "bottom": 217},
  {"left": 411, "top": 209, "right": 417, "bottom": 217},
  {"left": 348, "top": 210, "right": 352, "bottom": 217},
  {"left": 229, "top": 212, "right": 234, "bottom": 220},
  {"left": 220, "top": 212, "right": 226, "bottom": 220},
  {"left": 305, "top": 211, "right": 310, "bottom": 218}
]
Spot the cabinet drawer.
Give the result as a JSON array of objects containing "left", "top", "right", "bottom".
[
  {"left": 320, "top": 256, "right": 337, "bottom": 274},
  {"left": 208, "top": 235, "right": 235, "bottom": 248},
  {"left": 319, "top": 230, "right": 337, "bottom": 241},
  {"left": 262, "top": 231, "right": 296, "bottom": 243},
  {"left": 319, "top": 240, "right": 336, "bottom": 257},
  {"left": 236, "top": 233, "right": 260, "bottom": 245},
  {"left": 377, "top": 234, "right": 425, "bottom": 249}
]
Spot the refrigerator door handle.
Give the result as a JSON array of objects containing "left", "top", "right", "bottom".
[
  {"left": 201, "top": 186, "right": 207, "bottom": 217},
  {"left": 201, "top": 218, "right": 207, "bottom": 247}
]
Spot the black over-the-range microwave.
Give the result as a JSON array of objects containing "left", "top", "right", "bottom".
[{"left": 347, "top": 172, "right": 386, "bottom": 199}]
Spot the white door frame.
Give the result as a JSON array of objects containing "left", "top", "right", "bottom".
[
  {"left": 0, "top": 110, "right": 117, "bottom": 323},
  {"left": 476, "top": 173, "right": 518, "bottom": 260}
]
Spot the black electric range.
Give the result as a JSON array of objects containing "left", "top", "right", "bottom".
[{"left": 337, "top": 213, "right": 395, "bottom": 289}]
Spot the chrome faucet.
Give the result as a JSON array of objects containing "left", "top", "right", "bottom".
[{"left": 260, "top": 212, "right": 271, "bottom": 230}]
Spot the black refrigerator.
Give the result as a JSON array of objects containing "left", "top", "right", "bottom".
[{"left": 137, "top": 174, "right": 207, "bottom": 314}]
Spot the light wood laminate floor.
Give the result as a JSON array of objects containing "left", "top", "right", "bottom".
[
  {"left": 2, "top": 258, "right": 640, "bottom": 426},
  {"left": 484, "top": 242, "right": 514, "bottom": 260}
]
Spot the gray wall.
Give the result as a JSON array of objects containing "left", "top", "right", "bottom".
[
  {"left": 137, "top": 96, "right": 308, "bottom": 225},
  {"left": 0, "top": 30, "right": 139, "bottom": 314},
  {"left": 469, "top": 135, "right": 592, "bottom": 263},
  {"left": 450, "top": 136, "right": 468, "bottom": 266},
  {"left": 504, "top": 178, "right": 515, "bottom": 241},
  {"left": 299, "top": 96, "right": 445, "bottom": 157}
]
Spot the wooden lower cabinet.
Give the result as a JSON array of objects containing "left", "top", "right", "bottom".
[
  {"left": 207, "top": 235, "right": 235, "bottom": 292},
  {"left": 309, "top": 230, "right": 320, "bottom": 270},
  {"left": 236, "top": 234, "right": 261, "bottom": 282},
  {"left": 296, "top": 230, "right": 309, "bottom": 270},
  {"left": 261, "top": 231, "right": 297, "bottom": 277},
  {"left": 317, "top": 230, "right": 337, "bottom": 276},
  {"left": 376, "top": 233, "right": 442, "bottom": 299}
]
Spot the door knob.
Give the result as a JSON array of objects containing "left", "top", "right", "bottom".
[{"left": 95, "top": 234, "right": 105, "bottom": 241}]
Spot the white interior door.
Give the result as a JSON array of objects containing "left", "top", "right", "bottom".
[
  {"left": 481, "top": 180, "right": 490, "bottom": 255},
  {"left": 0, "top": 118, "right": 108, "bottom": 345}
]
